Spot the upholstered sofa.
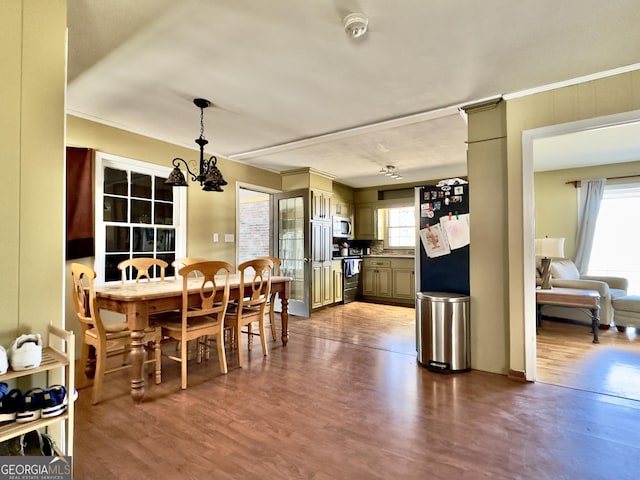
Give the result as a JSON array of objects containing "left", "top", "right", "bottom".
[{"left": 537, "top": 259, "right": 628, "bottom": 327}]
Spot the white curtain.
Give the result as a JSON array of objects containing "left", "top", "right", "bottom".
[{"left": 573, "top": 178, "right": 606, "bottom": 274}]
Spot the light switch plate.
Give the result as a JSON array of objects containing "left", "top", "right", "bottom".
[
  {"left": 213, "top": 233, "right": 219, "bottom": 242},
  {"left": 224, "top": 233, "right": 234, "bottom": 243}
]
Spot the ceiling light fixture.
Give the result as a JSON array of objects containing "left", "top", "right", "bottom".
[
  {"left": 379, "top": 165, "right": 403, "bottom": 180},
  {"left": 344, "top": 13, "right": 368, "bottom": 38},
  {"left": 165, "top": 98, "right": 228, "bottom": 192}
]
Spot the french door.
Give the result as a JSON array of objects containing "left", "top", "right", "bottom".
[{"left": 273, "top": 189, "right": 310, "bottom": 317}]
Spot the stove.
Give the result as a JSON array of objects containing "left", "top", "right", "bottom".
[{"left": 342, "top": 256, "right": 362, "bottom": 304}]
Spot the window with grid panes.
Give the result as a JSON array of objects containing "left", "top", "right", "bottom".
[
  {"left": 385, "top": 206, "right": 415, "bottom": 248},
  {"left": 94, "top": 152, "right": 186, "bottom": 283}
]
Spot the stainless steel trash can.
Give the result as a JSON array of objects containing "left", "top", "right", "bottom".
[{"left": 416, "top": 292, "right": 470, "bottom": 373}]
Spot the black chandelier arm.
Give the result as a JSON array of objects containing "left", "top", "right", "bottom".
[{"left": 171, "top": 157, "right": 199, "bottom": 181}]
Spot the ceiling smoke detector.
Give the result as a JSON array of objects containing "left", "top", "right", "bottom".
[{"left": 344, "top": 13, "right": 368, "bottom": 38}]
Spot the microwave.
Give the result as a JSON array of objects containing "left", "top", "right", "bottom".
[{"left": 332, "top": 216, "right": 353, "bottom": 238}]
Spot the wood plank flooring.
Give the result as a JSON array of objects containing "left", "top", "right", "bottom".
[
  {"left": 73, "top": 302, "right": 640, "bottom": 479},
  {"left": 536, "top": 317, "right": 640, "bottom": 401}
]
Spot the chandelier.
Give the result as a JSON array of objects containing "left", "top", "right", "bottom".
[
  {"left": 165, "top": 98, "right": 228, "bottom": 192},
  {"left": 378, "top": 165, "right": 403, "bottom": 180}
]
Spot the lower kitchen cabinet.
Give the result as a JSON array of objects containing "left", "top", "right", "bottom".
[
  {"left": 391, "top": 258, "right": 415, "bottom": 302},
  {"left": 362, "top": 257, "right": 415, "bottom": 305},
  {"left": 362, "top": 259, "right": 392, "bottom": 298},
  {"left": 331, "top": 260, "right": 343, "bottom": 303}
]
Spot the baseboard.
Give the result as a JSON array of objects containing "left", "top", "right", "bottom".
[{"left": 507, "top": 369, "right": 528, "bottom": 383}]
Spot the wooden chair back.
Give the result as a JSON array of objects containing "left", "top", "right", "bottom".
[
  {"left": 237, "top": 258, "right": 273, "bottom": 312},
  {"left": 70, "top": 262, "right": 105, "bottom": 336},
  {"left": 172, "top": 257, "right": 209, "bottom": 281},
  {"left": 117, "top": 258, "right": 168, "bottom": 284},
  {"left": 178, "top": 261, "right": 233, "bottom": 326},
  {"left": 259, "top": 256, "right": 281, "bottom": 276}
]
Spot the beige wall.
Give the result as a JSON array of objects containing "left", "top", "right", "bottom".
[
  {"left": 0, "top": 1, "right": 67, "bottom": 347},
  {"left": 466, "top": 101, "right": 510, "bottom": 374},
  {"left": 534, "top": 161, "right": 640, "bottom": 260}
]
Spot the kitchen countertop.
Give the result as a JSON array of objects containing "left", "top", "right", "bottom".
[{"left": 364, "top": 254, "right": 415, "bottom": 259}]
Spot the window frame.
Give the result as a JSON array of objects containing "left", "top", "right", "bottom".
[
  {"left": 382, "top": 205, "right": 416, "bottom": 249},
  {"left": 94, "top": 151, "right": 187, "bottom": 284}
]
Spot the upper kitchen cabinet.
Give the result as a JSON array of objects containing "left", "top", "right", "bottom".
[
  {"left": 355, "top": 203, "right": 378, "bottom": 239},
  {"left": 311, "top": 190, "right": 332, "bottom": 221},
  {"left": 331, "top": 182, "right": 355, "bottom": 220}
]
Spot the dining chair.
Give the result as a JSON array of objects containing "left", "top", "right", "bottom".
[
  {"left": 171, "top": 257, "right": 208, "bottom": 281},
  {"left": 258, "top": 256, "right": 282, "bottom": 341},
  {"left": 117, "top": 258, "right": 168, "bottom": 284},
  {"left": 70, "top": 263, "right": 162, "bottom": 404},
  {"left": 153, "top": 261, "right": 233, "bottom": 389},
  {"left": 225, "top": 258, "right": 273, "bottom": 368}
]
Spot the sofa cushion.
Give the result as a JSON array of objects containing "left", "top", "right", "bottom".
[
  {"left": 610, "top": 288, "right": 628, "bottom": 301},
  {"left": 612, "top": 295, "right": 640, "bottom": 313},
  {"left": 550, "top": 259, "right": 580, "bottom": 280}
]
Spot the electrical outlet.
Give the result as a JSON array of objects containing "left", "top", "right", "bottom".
[{"left": 213, "top": 233, "right": 219, "bottom": 242}]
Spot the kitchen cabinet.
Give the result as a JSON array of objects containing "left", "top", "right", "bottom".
[
  {"left": 362, "top": 258, "right": 392, "bottom": 298},
  {"left": 0, "top": 324, "right": 75, "bottom": 459},
  {"left": 333, "top": 200, "right": 352, "bottom": 218},
  {"left": 391, "top": 258, "right": 415, "bottom": 301},
  {"left": 311, "top": 190, "right": 332, "bottom": 221},
  {"left": 331, "top": 260, "right": 343, "bottom": 303},
  {"left": 355, "top": 203, "right": 377, "bottom": 239},
  {"left": 311, "top": 220, "right": 333, "bottom": 309},
  {"left": 362, "top": 256, "right": 415, "bottom": 305}
]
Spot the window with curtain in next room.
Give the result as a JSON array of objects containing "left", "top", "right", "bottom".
[{"left": 588, "top": 182, "right": 640, "bottom": 295}]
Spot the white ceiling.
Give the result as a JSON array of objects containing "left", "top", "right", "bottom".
[{"left": 66, "top": 0, "right": 640, "bottom": 188}]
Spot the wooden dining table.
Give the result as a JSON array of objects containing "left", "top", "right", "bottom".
[{"left": 94, "top": 275, "right": 291, "bottom": 402}]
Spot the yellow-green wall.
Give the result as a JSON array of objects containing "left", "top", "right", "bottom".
[
  {"left": 502, "top": 71, "right": 640, "bottom": 375},
  {"left": 65, "top": 116, "right": 282, "bottom": 350},
  {"left": 0, "top": 0, "right": 67, "bottom": 345},
  {"left": 534, "top": 161, "right": 640, "bottom": 260},
  {"left": 66, "top": 115, "right": 281, "bottom": 263}
]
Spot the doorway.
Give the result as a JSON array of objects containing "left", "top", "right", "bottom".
[
  {"left": 523, "top": 109, "right": 640, "bottom": 399},
  {"left": 237, "top": 186, "right": 272, "bottom": 265}
]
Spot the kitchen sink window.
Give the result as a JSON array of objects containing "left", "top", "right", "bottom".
[{"left": 382, "top": 206, "right": 415, "bottom": 248}]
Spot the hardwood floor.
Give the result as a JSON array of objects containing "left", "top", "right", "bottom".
[
  {"left": 73, "top": 302, "right": 640, "bottom": 479},
  {"left": 536, "top": 316, "right": 640, "bottom": 401}
]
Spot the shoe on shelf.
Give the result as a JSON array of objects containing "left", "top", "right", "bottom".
[
  {"left": 0, "top": 347, "right": 7, "bottom": 375},
  {"left": 9, "top": 333, "right": 43, "bottom": 371},
  {"left": 16, "top": 388, "right": 45, "bottom": 423},
  {"left": 0, "top": 388, "right": 22, "bottom": 423},
  {"left": 41, "top": 385, "right": 76, "bottom": 419}
]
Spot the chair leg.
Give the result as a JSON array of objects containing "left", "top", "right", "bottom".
[
  {"left": 247, "top": 323, "right": 252, "bottom": 351},
  {"left": 258, "top": 317, "right": 269, "bottom": 357},
  {"left": 91, "top": 347, "right": 107, "bottom": 405},
  {"left": 78, "top": 343, "right": 92, "bottom": 387},
  {"left": 236, "top": 325, "right": 243, "bottom": 368},
  {"left": 269, "top": 306, "right": 277, "bottom": 341},
  {"left": 217, "top": 332, "right": 228, "bottom": 374},
  {"left": 181, "top": 340, "right": 188, "bottom": 390}
]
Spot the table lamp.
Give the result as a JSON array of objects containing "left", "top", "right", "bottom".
[{"left": 535, "top": 237, "right": 565, "bottom": 290}]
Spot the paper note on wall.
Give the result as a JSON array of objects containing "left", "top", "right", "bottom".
[{"left": 420, "top": 224, "right": 451, "bottom": 258}]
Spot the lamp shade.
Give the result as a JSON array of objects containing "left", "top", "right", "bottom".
[{"left": 535, "top": 237, "right": 565, "bottom": 258}]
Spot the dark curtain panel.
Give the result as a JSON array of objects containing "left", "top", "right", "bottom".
[{"left": 66, "top": 147, "right": 94, "bottom": 259}]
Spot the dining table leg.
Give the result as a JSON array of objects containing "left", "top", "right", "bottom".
[
  {"left": 281, "top": 297, "right": 289, "bottom": 346},
  {"left": 125, "top": 304, "right": 147, "bottom": 403}
]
